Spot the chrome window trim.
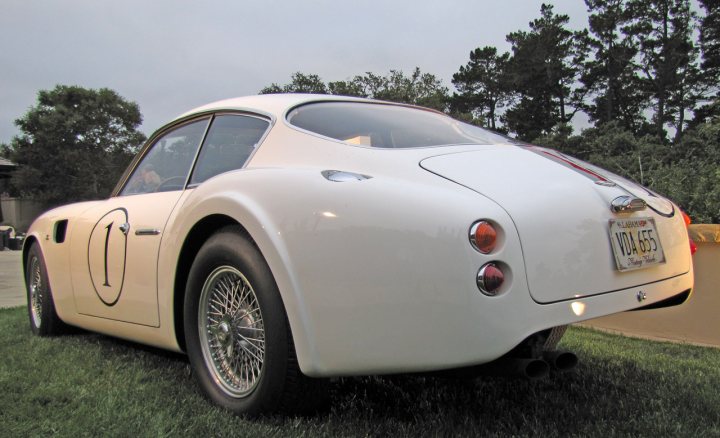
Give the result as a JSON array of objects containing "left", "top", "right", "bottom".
[
  {"left": 182, "top": 117, "right": 214, "bottom": 190},
  {"left": 112, "top": 116, "right": 212, "bottom": 197},
  {"left": 111, "top": 109, "right": 275, "bottom": 197},
  {"left": 185, "top": 112, "right": 273, "bottom": 188}
]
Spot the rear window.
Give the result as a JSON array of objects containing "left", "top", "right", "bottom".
[{"left": 286, "top": 101, "right": 511, "bottom": 148}]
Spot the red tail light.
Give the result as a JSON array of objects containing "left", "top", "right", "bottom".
[
  {"left": 469, "top": 221, "right": 497, "bottom": 254},
  {"left": 477, "top": 263, "right": 504, "bottom": 296},
  {"left": 690, "top": 239, "right": 697, "bottom": 255}
]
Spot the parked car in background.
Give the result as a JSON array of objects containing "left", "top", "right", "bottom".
[{"left": 24, "top": 94, "right": 694, "bottom": 416}]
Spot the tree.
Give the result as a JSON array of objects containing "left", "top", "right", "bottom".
[
  {"left": 581, "top": 0, "right": 648, "bottom": 133},
  {"left": 626, "top": 0, "right": 702, "bottom": 140},
  {"left": 503, "top": 4, "right": 589, "bottom": 140},
  {"left": 260, "top": 68, "right": 449, "bottom": 111},
  {"left": 327, "top": 79, "right": 366, "bottom": 98},
  {"left": 699, "top": 0, "right": 720, "bottom": 71},
  {"left": 692, "top": 0, "right": 720, "bottom": 124},
  {"left": 350, "top": 68, "right": 449, "bottom": 110},
  {"left": 450, "top": 46, "right": 511, "bottom": 130},
  {"left": 259, "top": 72, "right": 328, "bottom": 94},
  {"left": 4, "top": 85, "right": 145, "bottom": 206}
]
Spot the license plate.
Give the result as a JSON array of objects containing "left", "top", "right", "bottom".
[{"left": 608, "top": 218, "right": 666, "bottom": 271}]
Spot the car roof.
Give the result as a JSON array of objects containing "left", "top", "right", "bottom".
[{"left": 175, "top": 93, "right": 376, "bottom": 122}]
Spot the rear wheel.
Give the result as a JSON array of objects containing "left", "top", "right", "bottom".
[
  {"left": 26, "top": 243, "right": 65, "bottom": 336},
  {"left": 184, "top": 226, "right": 327, "bottom": 416}
]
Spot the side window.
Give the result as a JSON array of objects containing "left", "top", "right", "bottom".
[
  {"left": 121, "top": 118, "right": 208, "bottom": 195},
  {"left": 189, "top": 115, "right": 270, "bottom": 185}
]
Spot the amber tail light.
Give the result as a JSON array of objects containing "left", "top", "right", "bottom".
[
  {"left": 681, "top": 209, "right": 697, "bottom": 256},
  {"left": 469, "top": 221, "right": 497, "bottom": 254}
]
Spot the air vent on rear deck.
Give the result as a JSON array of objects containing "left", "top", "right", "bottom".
[{"left": 54, "top": 220, "right": 68, "bottom": 243}]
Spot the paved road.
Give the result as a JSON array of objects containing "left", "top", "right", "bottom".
[{"left": 0, "top": 250, "right": 25, "bottom": 309}]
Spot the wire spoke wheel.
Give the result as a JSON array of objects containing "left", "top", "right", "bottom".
[
  {"left": 198, "top": 266, "right": 265, "bottom": 398},
  {"left": 28, "top": 255, "right": 44, "bottom": 328},
  {"left": 185, "top": 227, "right": 326, "bottom": 415},
  {"left": 25, "top": 243, "right": 65, "bottom": 336}
]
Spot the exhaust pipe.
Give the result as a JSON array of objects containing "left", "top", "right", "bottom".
[
  {"left": 542, "top": 350, "right": 578, "bottom": 371},
  {"left": 477, "top": 357, "right": 551, "bottom": 380},
  {"left": 509, "top": 358, "right": 551, "bottom": 379}
]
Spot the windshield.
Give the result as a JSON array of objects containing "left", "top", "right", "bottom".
[{"left": 287, "top": 101, "right": 514, "bottom": 148}]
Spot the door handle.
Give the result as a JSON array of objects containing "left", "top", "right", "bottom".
[
  {"left": 135, "top": 228, "right": 161, "bottom": 236},
  {"left": 118, "top": 223, "right": 130, "bottom": 236}
]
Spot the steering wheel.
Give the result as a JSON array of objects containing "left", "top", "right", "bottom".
[{"left": 155, "top": 176, "right": 186, "bottom": 192}]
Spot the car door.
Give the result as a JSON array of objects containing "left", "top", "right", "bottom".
[{"left": 70, "top": 117, "right": 209, "bottom": 326}]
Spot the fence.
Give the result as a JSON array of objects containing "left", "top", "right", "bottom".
[{"left": 0, "top": 197, "right": 46, "bottom": 232}]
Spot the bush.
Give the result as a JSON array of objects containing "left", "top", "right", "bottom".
[{"left": 533, "top": 120, "right": 720, "bottom": 223}]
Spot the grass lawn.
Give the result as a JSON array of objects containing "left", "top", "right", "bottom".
[{"left": 1, "top": 306, "right": 719, "bottom": 437}]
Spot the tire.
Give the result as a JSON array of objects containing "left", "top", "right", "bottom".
[
  {"left": 26, "top": 243, "right": 65, "bottom": 336},
  {"left": 184, "top": 225, "right": 327, "bottom": 417}
]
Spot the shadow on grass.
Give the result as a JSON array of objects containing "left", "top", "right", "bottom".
[{"left": 2, "top": 306, "right": 719, "bottom": 437}]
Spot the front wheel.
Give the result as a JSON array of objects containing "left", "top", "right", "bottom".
[
  {"left": 184, "top": 226, "right": 327, "bottom": 416},
  {"left": 26, "top": 243, "right": 65, "bottom": 336}
]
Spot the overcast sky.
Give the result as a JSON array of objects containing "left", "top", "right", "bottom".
[{"left": 1, "top": 1, "right": 594, "bottom": 144}]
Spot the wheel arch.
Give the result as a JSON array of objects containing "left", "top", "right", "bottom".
[
  {"left": 171, "top": 209, "right": 311, "bottom": 365},
  {"left": 172, "top": 214, "right": 248, "bottom": 351},
  {"left": 22, "top": 235, "right": 39, "bottom": 278},
  {"left": 166, "top": 171, "right": 328, "bottom": 374}
]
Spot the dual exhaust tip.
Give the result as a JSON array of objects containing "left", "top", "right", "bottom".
[{"left": 482, "top": 350, "right": 578, "bottom": 380}]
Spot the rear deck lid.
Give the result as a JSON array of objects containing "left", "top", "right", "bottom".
[{"left": 421, "top": 147, "right": 690, "bottom": 303}]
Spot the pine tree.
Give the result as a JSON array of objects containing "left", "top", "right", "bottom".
[
  {"left": 503, "top": 4, "right": 588, "bottom": 140},
  {"left": 450, "top": 47, "right": 511, "bottom": 130},
  {"left": 693, "top": 0, "right": 720, "bottom": 124},
  {"left": 626, "top": 0, "right": 702, "bottom": 140},
  {"left": 581, "top": 0, "right": 647, "bottom": 133}
]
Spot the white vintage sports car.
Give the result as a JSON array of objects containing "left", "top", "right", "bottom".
[{"left": 24, "top": 94, "right": 694, "bottom": 416}]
